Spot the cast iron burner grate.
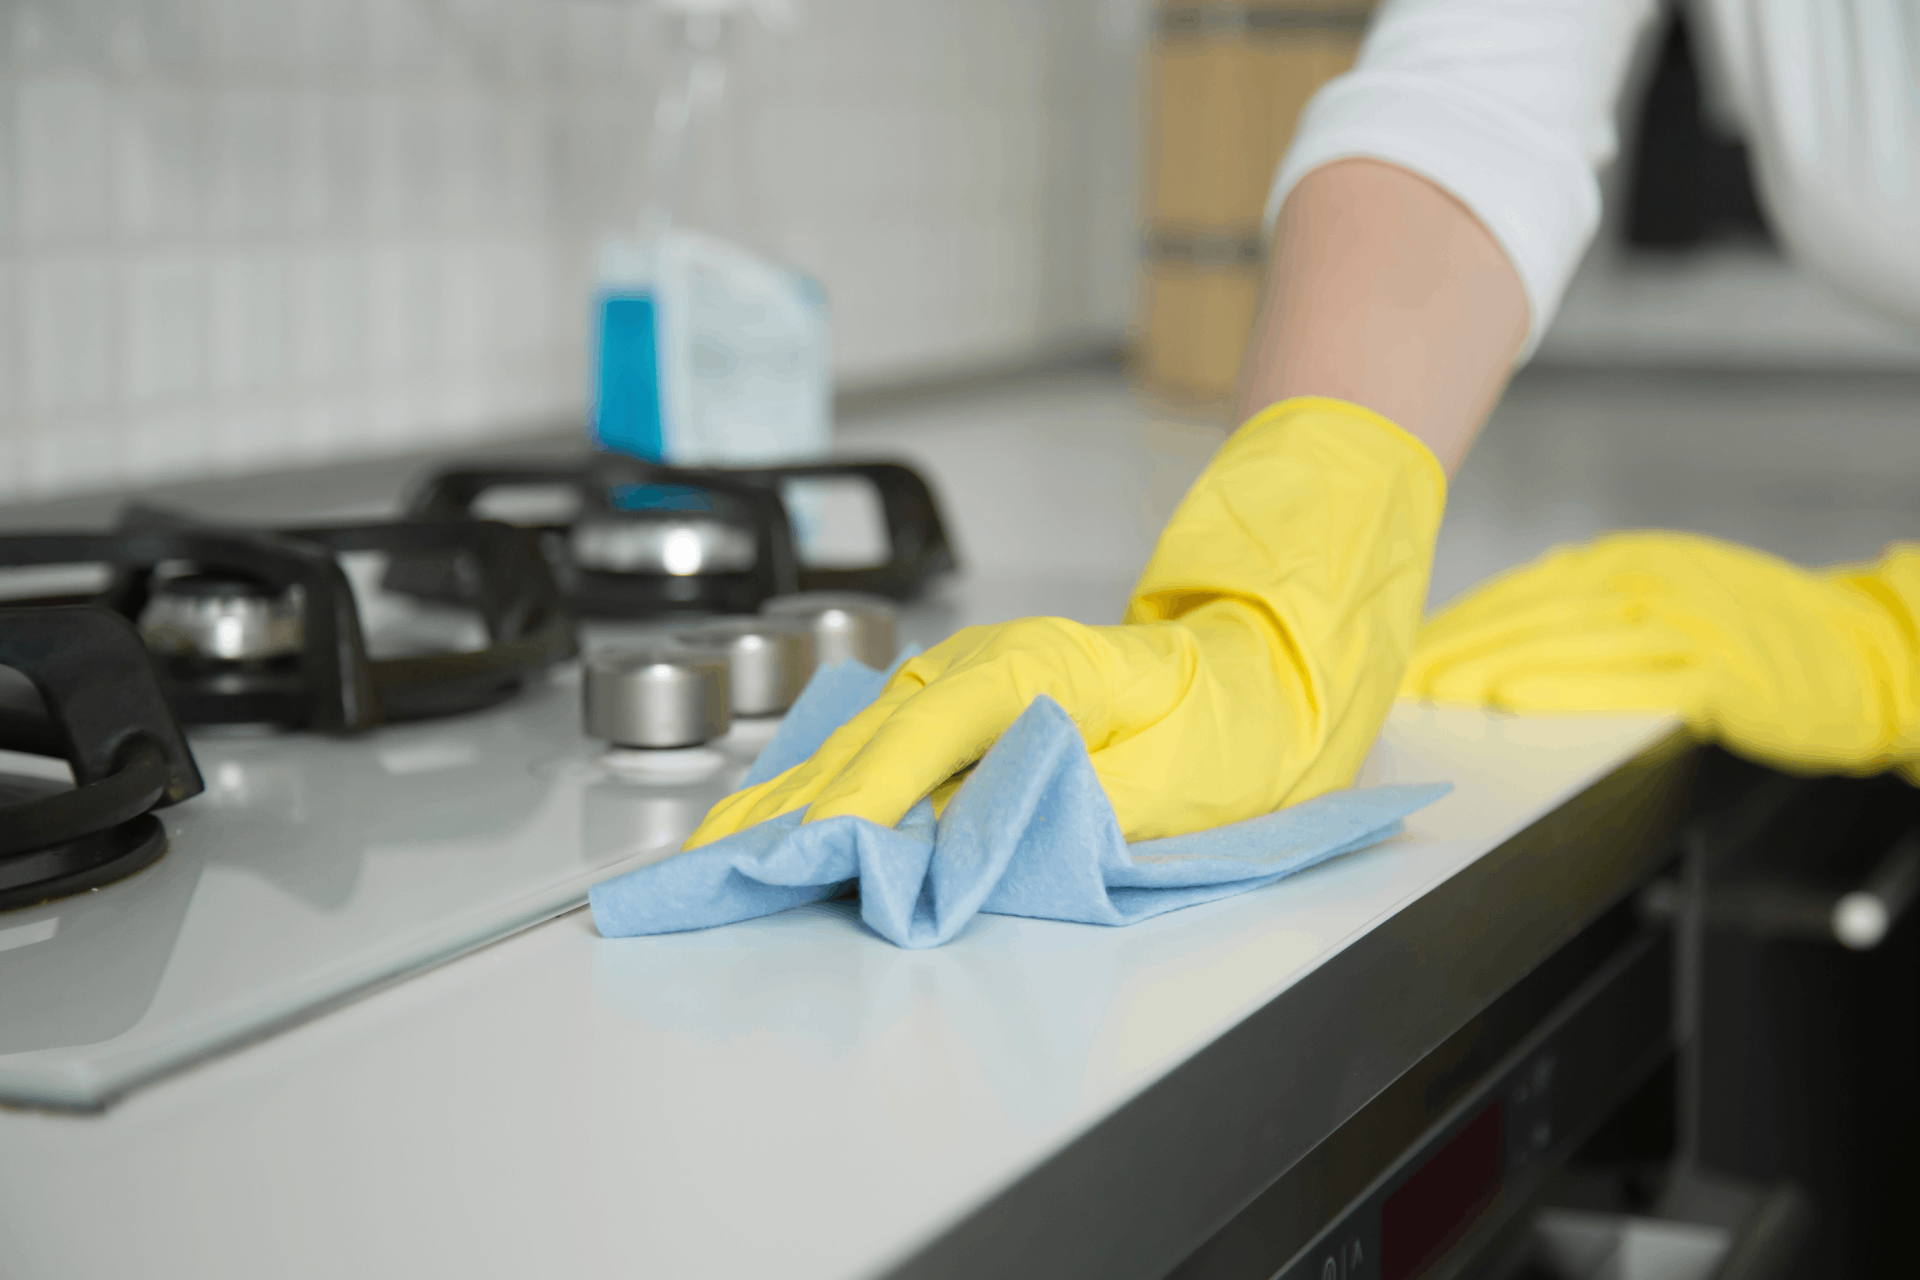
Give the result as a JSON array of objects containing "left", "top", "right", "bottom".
[
  {"left": 0, "top": 606, "right": 204, "bottom": 910},
  {"left": 0, "top": 512, "right": 576, "bottom": 733},
  {"left": 396, "top": 453, "right": 956, "bottom": 617}
]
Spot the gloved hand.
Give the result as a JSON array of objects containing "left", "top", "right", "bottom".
[
  {"left": 684, "top": 396, "right": 1447, "bottom": 849},
  {"left": 1403, "top": 532, "right": 1920, "bottom": 778}
]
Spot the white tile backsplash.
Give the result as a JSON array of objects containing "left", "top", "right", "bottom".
[
  {"left": 0, "top": 440, "right": 24, "bottom": 502},
  {"left": 436, "top": 239, "right": 489, "bottom": 367},
  {"left": 559, "top": 2, "right": 625, "bottom": 85},
  {"left": 211, "top": 88, "right": 294, "bottom": 234},
  {"left": 17, "top": 77, "right": 112, "bottom": 242},
  {"left": 24, "top": 255, "right": 115, "bottom": 413},
  {"left": 365, "top": 0, "right": 444, "bottom": 80},
  {"left": 361, "top": 96, "right": 410, "bottom": 232},
  {"left": 0, "top": 0, "right": 1147, "bottom": 501},
  {"left": 0, "top": 84, "right": 15, "bottom": 243},
  {"left": 301, "top": 94, "right": 372, "bottom": 231},
  {"left": 128, "top": 0, "right": 212, "bottom": 74},
  {"left": 208, "top": 252, "right": 288, "bottom": 392},
  {"left": 208, "top": 0, "right": 300, "bottom": 72},
  {"left": 13, "top": 0, "right": 118, "bottom": 74},
  {"left": 28, "top": 417, "right": 119, "bottom": 492},
  {"left": 125, "top": 253, "right": 207, "bottom": 401},
  {"left": 117, "top": 84, "right": 205, "bottom": 238},
  {"left": 293, "top": 0, "right": 366, "bottom": 75},
  {"left": 365, "top": 243, "right": 424, "bottom": 376},
  {"left": 209, "top": 402, "right": 291, "bottom": 474},
  {"left": 288, "top": 246, "right": 368, "bottom": 383},
  {"left": 123, "top": 406, "right": 213, "bottom": 484},
  {"left": 282, "top": 397, "right": 345, "bottom": 465},
  {"left": 0, "top": 264, "right": 15, "bottom": 424}
]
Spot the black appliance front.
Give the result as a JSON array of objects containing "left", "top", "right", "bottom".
[
  {"left": 1683, "top": 757, "right": 1920, "bottom": 1280},
  {"left": 1170, "top": 898, "right": 1677, "bottom": 1280}
]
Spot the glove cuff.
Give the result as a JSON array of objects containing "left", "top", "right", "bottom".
[
  {"left": 1234, "top": 395, "right": 1448, "bottom": 494},
  {"left": 1127, "top": 395, "right": 1448, "bottom": 626}
]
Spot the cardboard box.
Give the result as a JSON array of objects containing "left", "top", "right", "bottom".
[
  {"left": 1138, "top": 261, "right": 1262, "bottom": 403},
  {"left": 1138, "top": 5, "right": 1367, "bottom": 401},
  {"left": 1147, "top": 27, "right": 1361, "bottom": 233}
]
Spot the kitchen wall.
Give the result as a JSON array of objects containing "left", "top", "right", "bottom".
[{"left": 0, "top": 0, "right": 1146, "bottom": 502}]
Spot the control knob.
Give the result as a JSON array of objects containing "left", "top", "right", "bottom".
[
  {"left": 761, "top": 592, "right": 897, "bottom": 670},
  {"left": 582, "top": 645, "right": 730, "bottom": 749}
]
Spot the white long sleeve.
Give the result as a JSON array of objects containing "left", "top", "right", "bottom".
[
  {"left": 1702, "top": 0, "right": 1920, "bottom": 330},
  {"left": 1266, "top": 0, "right": 1658, "bottom": 357},
  {"left": 1270, "top": 0, "right": 1920, "bottom": 354}
]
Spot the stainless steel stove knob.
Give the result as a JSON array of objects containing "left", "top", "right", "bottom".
[
  {"left": 674, "top": 618, "right": 816, "bottom": 717},
  {"left": 139, "top": 575, "right": 305, "bottom": 662},
  {"left": 760, "top": 592, "right": 897, "bottom": 670},
  {"left": 583, "top": 646, "right": 730, "bottom": 748}
]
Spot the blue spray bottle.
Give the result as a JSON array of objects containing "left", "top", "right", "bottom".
[{"left": 591, "top": 0, "right": 831, "bottom": 469}]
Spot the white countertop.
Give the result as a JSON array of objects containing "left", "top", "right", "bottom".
[
  {"left": 0, "top": 701, "right": 1677, "bottom": 1280},
  {"left": 0, "top": 370, "right": 1711, "bottom": 1277}
]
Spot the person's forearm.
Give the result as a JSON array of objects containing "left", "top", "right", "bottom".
[{"left": 1234, "top": 159, "right": 1530, "bottom": 476}]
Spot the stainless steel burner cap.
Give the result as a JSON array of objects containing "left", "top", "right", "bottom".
[
  {"left": 582, "top": 645, "right": 731, "bottom": 749},
  {"left": 569, "top": 516, "right": 756, "bottom": 576},
  {"left": 675, "top": 618, "right": 817, "bottom": 717},
  {"left": 139, "top": 576, "right": 305, "bottom": 662},
  {"left": 760, "top": 592, "right": 897, "bottom": 670}
]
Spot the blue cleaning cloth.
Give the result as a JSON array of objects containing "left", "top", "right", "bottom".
[{"left": 590, "top": 661, "right": 1450, "bottom": 949}]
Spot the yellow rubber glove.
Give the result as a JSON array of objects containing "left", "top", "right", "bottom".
[
  {"left": 1403, "top": 532, "right": 1920, "bottom": 779},
  {"left": 684, "top": 397, "right": 1447, "bottom": 849}
]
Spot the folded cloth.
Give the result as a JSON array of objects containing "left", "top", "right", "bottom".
[{"left": 590, "top": 661, "right": 1448, "bottom": 948}]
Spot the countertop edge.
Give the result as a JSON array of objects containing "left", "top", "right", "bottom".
[{"left": 879, "top": 725, "right": 1698, "bottom": 1280}]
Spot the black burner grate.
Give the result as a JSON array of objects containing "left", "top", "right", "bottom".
[
  {"left": 0, "top": 606, "right": 204, "bottom": 909},
  {"left": 399, "top": 453, "right": 956, "bottom": 617},
  {"left": 0, "top": 514, "right": 576, "bottom": 732}
]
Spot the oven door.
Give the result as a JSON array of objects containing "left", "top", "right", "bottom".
[
  {"left": 1169, "top": 880, "right": 1811, "bottom": 1280},
  {"left": 1169, "top": 894, "right": 1679, "bottom": 1280}
]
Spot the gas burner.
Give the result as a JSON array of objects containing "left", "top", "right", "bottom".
[
  {"left": 139, "top": 574, "right": 306, "bottom": 662},
  {"left": 569, "top": 509, "right": 758, "bottom": 578},
  {"left": 0, "top": 606, "right": 204, "bottom": 910},
  {"left": 397, "top": 454, "right": 955, "bottom": 618},
  {"left": 0, "top": 513, "right": 576, "bottom": 732}
]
